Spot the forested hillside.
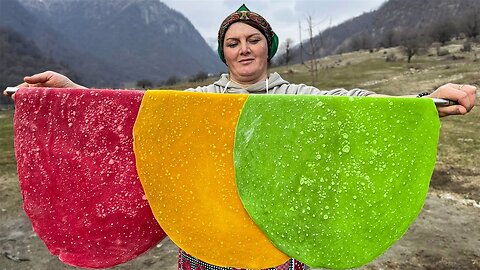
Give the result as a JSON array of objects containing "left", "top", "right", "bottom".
[
  {"left": 0, "top": 27, "right": 77, "bottom": 106},
  {"left": 282, "top": 0, "right": 480, "bottom": 64}
]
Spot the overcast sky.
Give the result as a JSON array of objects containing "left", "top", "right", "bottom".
[{"left": 162, "top": 0, "right": 387, "bottom": 48}]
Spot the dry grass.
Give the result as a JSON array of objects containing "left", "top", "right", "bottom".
[{"left": 0, "top": 110, "right": 16, "bottom": 175}]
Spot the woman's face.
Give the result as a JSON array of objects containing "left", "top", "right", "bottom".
[{"left": 223, "top": 22, "right": 269, "bottom": 85}]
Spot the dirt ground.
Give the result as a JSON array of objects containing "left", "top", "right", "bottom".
[{"left": 1, "top": 167, "right": 479, "bottom": 270}]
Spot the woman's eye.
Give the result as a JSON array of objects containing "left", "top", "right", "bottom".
[
  {"left": 249, "top": 39, "right": 260, "bottom": 44},
  {"left": 227, "top": 43, "right": 237, "bottom": 48}
]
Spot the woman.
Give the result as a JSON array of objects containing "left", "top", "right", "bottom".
[{"left": 5, "top": 4, "right": 477, "bottom": 270}]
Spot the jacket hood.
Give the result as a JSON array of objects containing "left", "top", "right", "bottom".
[{"left": 213, "top": 72, "right": 288, "bottom": 93}]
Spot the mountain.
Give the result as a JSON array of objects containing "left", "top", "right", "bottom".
[
  {"left": 0, "top": 0, "right": 224, "bottom": 87},
  {"left": 0, "top": 0, "right": 127, "bottom": 86},
  {"left": 16, "top": 0, "right": 225, "bottom": 86},
  {"left": 0, "top": 27, "right": 77, "bottom": 105},
  {"left": 287, "top": 0, "right": 480, "bottom": 63}
]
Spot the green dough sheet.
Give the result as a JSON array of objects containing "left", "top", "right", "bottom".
[{"left": 234, "top": 95, "right": 440, "bottom": 268}]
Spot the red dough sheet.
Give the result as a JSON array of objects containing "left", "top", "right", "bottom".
[{"left": 13, "top": 88, "right": 165, "bottom": 268}]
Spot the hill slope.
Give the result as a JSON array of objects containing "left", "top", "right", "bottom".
[
  {"left": 0, "top": 0, "right": 127, "bottom": 86},
  {"left": 0, "top": 0, "right": 225, "bottom": 87},
  {"left": 0, "top": 27, "right": 76, "bottom": 105},
  {"left": 17, "top": 0, "right": 225, "bottom": 84},
  {"left": 288, "top": 0, "right": 480, "bottom": 63}
]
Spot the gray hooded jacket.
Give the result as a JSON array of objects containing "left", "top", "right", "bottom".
[{"left": 186, "top": 72, "right": 374, "bottom": 96}]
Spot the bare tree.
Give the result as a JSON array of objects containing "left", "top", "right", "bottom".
[
  {"left": 165, "top": 75, "right": 179, "bottom": 86},
  {"left": 399, "top": 30, "right": 425, "bottom": 63},
  {"left": 279, "top": 38, "right": 294, "bottom": 70},
  {"left": 317, "top": 17, "right": 333, "bottom": 57},
  {"left": 298, "top": 21, "right": 304, "bottom": 64},
  {"left": 303, "top": 16, "right": 319, "bottom": 85},
  {"left": 136, "top": 79, "right": 153, "bottom": 89},
  {"left": 429, "top": 18, "right": 456, "bottom": 45},
  {"left": 188, "top": 71, "right": 208, "bottom": 82},
  {"left": 381, "top": 29, "right": 399, "bottom": 48},
  {"left": 350, "top": 32, "right": 373, "bottom": 51},
  {"left": 461, "top": 9, "right": 480, "bottom": 39}
]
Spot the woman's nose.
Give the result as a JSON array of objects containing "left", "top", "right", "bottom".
[{"left": 240, "top": 42, "right": 251, "bottom": 55}]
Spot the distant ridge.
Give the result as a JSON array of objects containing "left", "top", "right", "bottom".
[
  {"left": 287, "top": 0, "right": 480, "bottom": 63},
  {"left": 0, "top": 0, "right": 225, "bottom": 87},
  {"left": 0, "top": 27, "right": 77, "bottom": 105},
  {"left": 0, "top": 0, "right": 120, "bottom": 86}
]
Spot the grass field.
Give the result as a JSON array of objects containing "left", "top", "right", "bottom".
[{"left": 0, "top": 109, "right": 16, "bottom": 175}]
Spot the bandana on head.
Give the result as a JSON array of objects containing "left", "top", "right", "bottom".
[{"left": 217, "top": 4, "right": 279, "bottom": 64}]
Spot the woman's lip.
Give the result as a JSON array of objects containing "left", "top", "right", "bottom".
[{"left": 239, "top": 58, "right": 254, "bottom": 63}]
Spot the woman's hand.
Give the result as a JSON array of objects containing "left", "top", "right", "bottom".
[
  {"left": 3, "top": 71, "right": 86, "bottom": 99},
  {"left": 428, "top": 83, "right": 477, "bottom": 117},
  {"left": 17, "top": 71, "right": 86, "bottom": 89}
]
